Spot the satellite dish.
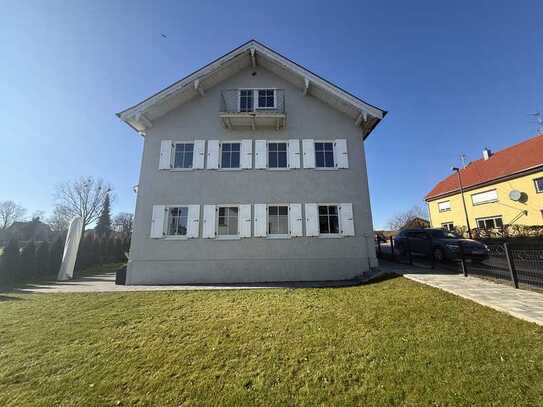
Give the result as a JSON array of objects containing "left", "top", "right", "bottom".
[{"left": 509, "top": 190, "right": 522, "bottom": 201}]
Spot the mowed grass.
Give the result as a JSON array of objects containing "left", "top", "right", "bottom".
[{"left": 1, "top": 276, "right": 543, "bottom": 406}]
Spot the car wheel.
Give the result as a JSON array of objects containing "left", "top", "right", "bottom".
[{"left": 433, "top": 247, "right": 445, "bottom": 262}]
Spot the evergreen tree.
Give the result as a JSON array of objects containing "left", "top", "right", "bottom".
[
  {"left": 2, "top": 239, "right": 21, "bottom": 283},
  {"left": 36, "top": 241, "right": 50, "bottom": 277},
  {"left": 49, "top": 238, "right": 64, "bottom": 277},
  {"left": 95, "top": 193, "right": 112, "bottom": 238},
  {"left": 20, "top": 241, "right": 37, "bottom": 280}
]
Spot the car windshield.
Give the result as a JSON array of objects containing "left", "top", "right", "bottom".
[{"left": 430, "top": 229, "right": 459, "bottom": 239}]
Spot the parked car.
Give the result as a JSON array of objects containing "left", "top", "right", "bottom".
[{"left": 393, "top": 228, "right": 490, "bottom": 262}]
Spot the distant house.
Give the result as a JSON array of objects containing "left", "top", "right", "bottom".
[
  {"left": 401, "top": 217, "right": 430, "bottom": 230},
  {"left": 0, "top": 218, "right": 54, "bottom": 242},
  {"left": 426, "top": 134, "right": 543, "bottom": 231}
]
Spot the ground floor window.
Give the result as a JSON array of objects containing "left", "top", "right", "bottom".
[
  {"left": 268, "top": 205, "right": 288, "bottom": 235},
  {"left": 318, "top": 205, "right": 339, "bottom": 234},
  {"left": 167, "top": 207, "right": 188, "bottom": 236},
  {"left": 476, "top": 216, "right": 503, "bottom": 229},
  {"left": 441, "top": 222, "right": 454, "bottom": 231},
  {"left": 218, "top": 206, "right": 239, "bottom": 236}
]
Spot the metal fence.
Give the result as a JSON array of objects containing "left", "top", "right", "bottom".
[{"left": 376, "top": 237, "right": 543, "bottom": 290}]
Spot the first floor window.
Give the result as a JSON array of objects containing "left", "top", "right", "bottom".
[
  {"left": 476, "top": 216, "right": 503, "bottom": 229},
  {"left": 471, "top": 189, "right": 498, "bottom": 205},
  {"left": 315, "top": 142, "right": 335, "bottom": 168},
  {"left": 218, "top": 206, "right": 239, "bottom": 236},
  {"left": 441, "top": 222, "right": 454, "bottom": 231},
  {"left": 268, "top": 142, "right": 287, "bottom": 168},
  {"left": 221, "top": 143, "right": 241, "bottom": 168},
  {"left": 239, "top": 90, "right": 253, "bottom": 112},
  {"left": 268, "top": 205, "right": 288, "bottom": 235},
  {"left": 319, "top": 205, "right": 339, "bottom": 234},
  {"left": 173, "top": 143, "right": 194, "bottom": 168},
  {"left": 257, "top": 89, "right": 275, "bottom": 108},
  {"left": 438, "top": 201, "right": 451, "bottom": 212},
  {"left": 534, "top": 177, "right": 543, "bottom": 193},
  {"left": 167, "top": 207, "right": 188, "bottom": 236}
]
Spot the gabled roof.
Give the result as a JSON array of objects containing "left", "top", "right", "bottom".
[
  {"left": 426, "top": 133, "right": 543, "bottom": 201},
  {"left": 116, "top": 39, "right": 386, "bottom": 138}
]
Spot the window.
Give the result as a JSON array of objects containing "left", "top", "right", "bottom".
[
  {"left": 239, "top": 90, "right": 253, "bottom": 112},
  {"left": 315, "top": 142, "right": 335, "bottom": 168},
  {"left": 441, "top": 222, "right": 454, "bottom": 231},
  {"left": 167, "top": 207, "right": 188, "bottom": 236},
  {"left": 257, "top": 89, "right": 275, "bottom": 109},
  {"left": 318, "top": 205, "right": 339, "bottom": 234},
  {"left": 438, "top": 201, "right": 451, "bottom": 212},
  {"left": 220, "top": 143, "right": 241, "bottom": 169},
  {"left": 217, "top": 207, "right": 239, "bottom": 236},
  {"left": 476, "top": 216, "right": 503, "bottom": 229},
  {"left": 268, "top": 142, "right": 288, "bottom": 168},
  {"left": 268, "top": 205, "right": 288, "bottom": 235},
  {"left": 471, "top": 189, "right": 498, "bottom": 205},
  {"left": 173, "top": 143, "right": 194, "bottom": 169},
  {"left": 534, "top": 177, "right": 543, "bottom": 193}
]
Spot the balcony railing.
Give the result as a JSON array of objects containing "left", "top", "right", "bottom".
[{"left": 219, "top": 89, "right": 286, "bottom": 130}]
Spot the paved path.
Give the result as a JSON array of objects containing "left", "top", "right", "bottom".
[{"left": 383, "top": 261, "right": 543, "bottom": 326}]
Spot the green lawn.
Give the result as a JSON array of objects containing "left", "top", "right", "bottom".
[{"left": 1, "top": 275, "right": 542, "bottom": 406}]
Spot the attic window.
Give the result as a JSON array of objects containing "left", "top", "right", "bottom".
[{"left": 257, "top": 89, "right": 275, "bottom": 109}]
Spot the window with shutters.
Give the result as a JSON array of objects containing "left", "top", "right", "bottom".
[
  {"left": 239, "top": 90, "right": 253, "bottom": 112},
  {"left": 471, "top": 189, "right": 498, "bottom": 205},
  {"left": 318, "top": 205, "right": 340, "bottom": 234},
  {"left": 438, "top": 201, "right": 451, "bottom": 212},
  {"left": 166, "top": 207, "right": 188, "bottom": 236},
  {"left": 220, "top": 143, "right": 241, "bottom": 169},
  {"left": 315, "top": 142, "right": 335, "bottom": 168},
  {"left": 217, "top": 206, "right": 239, "bottom": 236},
  {"left": 268, "top": 205, "right": 289, "bottom": 235},
  {"left": 476, "top": 216, "right": 503, "bottom": 229},
  {"left": 257, "top": 89, "right": 275, "bottom": 109},
  {"left": 268, "top": 142, "right": 288, "bottom": 168},
  {"left": 173, "top": 143, "right": 194, "bottom": 169}
]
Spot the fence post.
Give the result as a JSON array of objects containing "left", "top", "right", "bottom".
[
  {"left": 458, "top": 240, "right": 468, "bottom": 277},
  {"left": 389, "top": 236, "right": 394, "bottom": 260},
  {"left": 504, "top": 243, "right": 519, "bottom": 289}
]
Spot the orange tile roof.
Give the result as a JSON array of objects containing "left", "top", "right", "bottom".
[{"left": 426, "top": 134, "right": 543, "bottom": 200}]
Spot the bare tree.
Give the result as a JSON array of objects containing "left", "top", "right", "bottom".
[
  {"left": 53, "top": 177, "right": 112, "bottom": 234},
  {"left": 0, "top": 201, "right": 26, "bottom": 230},
  {"left": 113, "top": 212, "right": 134, "bottom": 238},
  {"left": 47, "top": 206, "right": 71, "bottom": 232},
  {"left": 387, "top": 205, "right": 429, "bottom": 231}
]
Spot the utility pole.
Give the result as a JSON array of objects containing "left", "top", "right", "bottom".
[{"left": 452, "top": 167, "right": 472, "bottom": 239}]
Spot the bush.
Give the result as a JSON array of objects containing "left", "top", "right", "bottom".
[
  {"left": 36, "top": 241, "right": 50, "bottom": 277},
  {"left": 20, "top": 241, "right": 37, "bottom": 279},
  {"left": 1, "top": 239, "right": 21, "bottom": 284},
  {"left": 49, "top": 238, "right": 64, "bottom": 278}
]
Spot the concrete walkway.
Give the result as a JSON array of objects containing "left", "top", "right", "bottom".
[{"left": 383, "top": 261, "right": 543, "bottom": 326}]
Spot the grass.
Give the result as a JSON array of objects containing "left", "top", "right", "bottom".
[{"left": 1, "top": 274, "right": 542, "bottom": 406}]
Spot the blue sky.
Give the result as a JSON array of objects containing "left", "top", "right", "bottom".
[{"left": 1, "top": 1, "right": 542, "bottom": 228}]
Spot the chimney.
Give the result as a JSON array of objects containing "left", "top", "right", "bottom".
[{"left": 482, "top": 147, "right": 492, "bottom": 160}]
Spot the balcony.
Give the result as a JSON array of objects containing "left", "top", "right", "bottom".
[{"left": 220, "top": 89, "right": 286, "bottom": 130}]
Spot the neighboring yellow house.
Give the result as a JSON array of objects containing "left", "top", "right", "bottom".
[{"left": 426, "top": 134, "right": 543, "bottom": 231}]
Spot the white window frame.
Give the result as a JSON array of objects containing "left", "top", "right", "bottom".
[
  {"left": 171, "top": 142, "right": 195, "bottom": 171},
  {"left": 238, "top": 89, "right": 254, "bottom": 113},
  {"left": 164, "top": 205, "right": 189, "bottom": 239},
  {"left": 216, "top": 204, "right": 241, "bottom": 240},
  {"left": 238, "top": 88, "right": 277, "bottom": 112},
  {"left": 438, "top": 200, "right": 451, "bottom": 212},
  {"left": 267, "top": 141, "right": 289, "bottom": 170},
  {"left": 476, "top": 215, "right": 503, "bottom": 229},
  {"left": 441, "top": 222, "right": 454, "bottom": 231},
  {"left": 219, "top": 141, "right": 242, "bottom": 170},
  {"left": 314, "top": 140, "right": 337, "bottom": 170},
  {"left": 471, "top": 189, "right": 498, "bottom": 206},
  {"left": 534, "top": 177, "right": 543, "bottom": 193},
  {"left": 266, "top": 204, "right": 290, "bottom": 239},
  {"left": 317, "top": 203, "right": 342, "bottom": 238}
]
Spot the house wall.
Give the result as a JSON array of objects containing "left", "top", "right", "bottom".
[
  {"left": 127, "top": 66, "right": 377, "bottom": 284},
  {"left": 427, "top": 169, "right": 543, "bottom": 229}
]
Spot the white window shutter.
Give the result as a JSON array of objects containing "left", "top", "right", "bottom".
[
  {"left": 340, "top": 203, "right": 355, "bottom": 236},
  {"left": 289, "top": 203, "right": 303, "bottom": 237},
  {"left": 302, "top": 139, "right": 315, "bottom": 168},
  {"left": 187, "top": 205, "right": 200, "bottom": 238},
  {"left": 202, "top": 205, "right": 216, "bottom": 238},
  {"left": 207, "top": 140, "right": 219, "bottom": 169},
  {"left": 193, "top": 140, "right": 205, "bottom": 169},
  {"left": 253, "top": 204, "right": 267, "bottom": 237},
  {"left": 255, "top": 140, "right": 267, "bottom": 169},
  {"left": 288, "top": 139, "right": 301, "bottom": 169},
  {"left": 241, "top": 140, "right": 253, "bottom": 169},
  {"left": 335, "top": 139, "right": 349, "bottom": 169},
  {"left": 159, "top": 140, "right": 172, "bottom": 170},
  {"left": 239, "top": 204, "right": 252, "bottom": 237},
  {"left": 304, "top": 203, "right": 319, "bottom": 236},
  {"left": 150, "top": 205, "right": 166, "bottom": 238}
]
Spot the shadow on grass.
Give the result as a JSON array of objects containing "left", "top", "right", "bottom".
[{"left": 0, "top": 294, "right": 24, "bottom": 302}]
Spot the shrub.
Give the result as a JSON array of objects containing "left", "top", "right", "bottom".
[
  {"left": 1, "top": 239, "right": 21, "bottom": 283},
  {"left": 20, "top": 241, "right": 37, "bottom": 279},
  {"left": 36, "top": 241, "right": 50, "bottom": 277},
  {"left": 49, "top": 238, "right": 64, "bottom": 278}
]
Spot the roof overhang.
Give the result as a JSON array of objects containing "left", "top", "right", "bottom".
[{"left": 116, "top": 39, "right": 387, "bottom": 138}]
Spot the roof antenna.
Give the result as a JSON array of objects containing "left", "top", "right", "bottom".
[
  {"left": 460, "top": 153, "right": 468, "bottom": 168},
  {"left": 530, "top": 112, "right": 543, "bottom": 134}
]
